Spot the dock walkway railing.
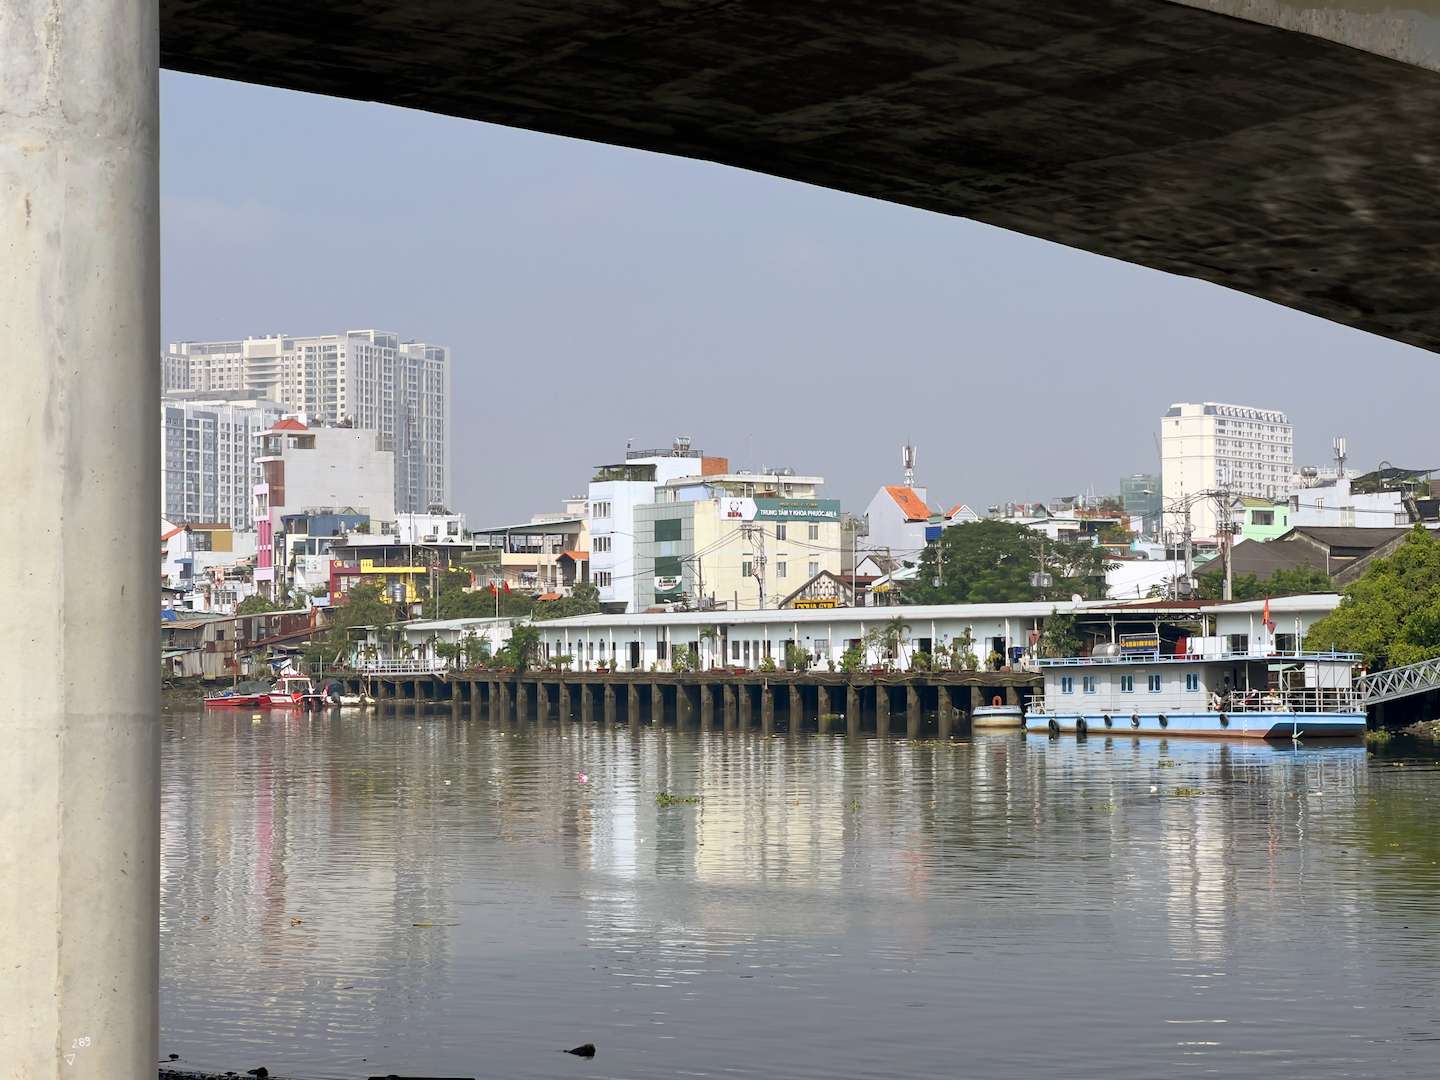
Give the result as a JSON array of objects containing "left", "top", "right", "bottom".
[{"left": 1357, "top": 655, "right": 1440, "bottom": 706}]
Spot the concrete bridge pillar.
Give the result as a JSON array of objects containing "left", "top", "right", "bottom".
[
  {"left": 846, "top": 684, "right": 861, "bottom": 737},
  {"left": 722, "top": 684, "right": 737, "bottom": 731},
  {"left": 536, "top": 680, "right": 552, "bottom": 723},
  {"left": 628, "top": 683, "right": 641, "bottom": 727},
  {"left": 789, "top": 684, "right": 803, "bottom": 735},
  {"left": 701, "top": 684, "right": 715, "bottom": 729},
  {"left": 581, "top": 683, "right": 595, "bottom": 724},
  {"left": 1006, "top": 685, "right": 1020, "bottom": 707},
  {"left": 760, "top": 684, "right": 775, "bottom": 736},
  {"left": 938, "top": 687, "right": 955, "bottom": 740},
  {"left": 738, "top": 684, "right": 753, "bottom": 730},
  {"left": 906, "top": 685, "right": 922, "bottom": 739},
  {"left": 603, "top": 683, "right": 617, "bottom": 724},
  {"left": 677, "top": 683, "right": 695, "bottom": 729},
  {"left": 876, "top": 685, "right": 891, "bottom": 736},
  {"left": 558, "top": 681, "right": 572, "bottom": 723},
  {"left": 651, "top": 682, "right": 665, "bottom": 725},
  {"left": 1, "top": 3, "right": 159, "bottom": 1076}
]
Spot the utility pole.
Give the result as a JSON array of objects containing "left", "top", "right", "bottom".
[{"left": 742, "top": 523, "right": 766, "bottom": 610}]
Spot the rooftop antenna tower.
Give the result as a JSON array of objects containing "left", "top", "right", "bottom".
[
  {"left": 1333, "top": 435, "right": 1347, "bottom": 479},
  {"left": 902, "top": 442, "right": 916, "bottom": 488}
]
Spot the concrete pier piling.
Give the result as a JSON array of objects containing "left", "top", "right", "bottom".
[{"left": 348, "top": 672, "right": 1035, "bottom": 744}]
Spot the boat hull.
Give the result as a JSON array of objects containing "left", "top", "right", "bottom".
[
  {"left": 971, "top": 704, "right": 1025, "bottom": 729},
  {"left": 1025, "top": 710, "right": 1366, "bottom": 739},
  {"left": 203, "top": 694, "right": 262, "bottom": 708}
]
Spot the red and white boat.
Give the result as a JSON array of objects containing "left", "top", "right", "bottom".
[
  {"left": 261, "top": 674, "right": 319, "bottom": 709},
  {"left": 203, "top": 688, "right": 264, "bottom": 708}
]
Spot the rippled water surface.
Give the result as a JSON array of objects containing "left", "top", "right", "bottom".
[{"left": 161, "top": 708, "right": 1440, "bottom": 1079}]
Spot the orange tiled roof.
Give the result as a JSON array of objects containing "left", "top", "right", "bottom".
[
  {"left": 272, "top": 417, "right": 308, "bottom": 431},
  {"left": 560, "top": 549, "right": 589, "bottom": 560},
  {"left": 160, "top": 525, "right": 185, "bottom": 542},
  {"left": 885, "top": 485, "right": 931, "bottom": 522}
]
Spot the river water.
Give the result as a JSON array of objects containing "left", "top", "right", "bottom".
[{"left": 160, "top": 708, "right": 1440, "bottom": 1080}]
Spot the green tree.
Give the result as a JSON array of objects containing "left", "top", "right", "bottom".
[
  {"left": 1304, "top": 527, "right": 1440, "bottom": 668},
  {"left": 1196, "top": 565, "right": 1333, "bottom": 601},
  {"left": 697, "top": 626, "right": 722, "bottom": 669},
  {"left": 433, "top": 639, "right": 463, "bottom": 670},
  {"left": 425, "top": 569, "right": 537, "bottom": 619},
  {"left": 904, "top": 520, "right": 1111, "bottom": 605},
  {"left": 302, "top": 584, "right": 398, "bottom": 671},
  {"left": 236, "top": 594, "right": 276, "bottom": 615},
  {"left": 532, "top": 581, "right": 602, "bottom": 621},
  {"left": 496, "top": 622, "right": 541, "bottom": 672},
  {"left": 1037, "top": 610, "right": 1082, "bottom": 658}
]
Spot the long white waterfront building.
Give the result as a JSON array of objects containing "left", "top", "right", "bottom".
[{"left": 387, "top": 595, "right": 1341, "bottom": 675}]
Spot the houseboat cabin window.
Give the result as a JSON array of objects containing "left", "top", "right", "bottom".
[
  {"left": 1185, "top": 673, "right": 1200, "bottom": 692},
  {"left": 1082, "top": 676, "right": 1097, "bottom": 694},
  {"left": 1227, "top": 633, "right": 1249, "bottom": 654},
  {"left": 1120, "top": 675, "right": 1134, "bottom": 693},
  {"left": 1275, "top": 633, "right": 1297, "bottom": 652},
  {"left": 1147, "top": 674, "right": 1162, "bottom": 693},
  {"left": 1061, "top": 676, "right": 1074, "bottom": 695}
]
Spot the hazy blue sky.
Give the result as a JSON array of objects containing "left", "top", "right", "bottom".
[{"left": 162, "top": 72, "right": 1435, "bottom": 524}]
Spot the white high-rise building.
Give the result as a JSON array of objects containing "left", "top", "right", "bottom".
[
  {"left": 161, "top": 396, "right": 285, "bottom": 528},
  {"left": 588, "top": 438, "right": 714, "bottom": 611},
  {"left": 165, "top": 329, "right": 451, "bottom": 514},
  {"left": 1161, "top": 401, "right": 1293, "bottom": 539}
]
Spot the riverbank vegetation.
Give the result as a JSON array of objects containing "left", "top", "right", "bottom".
[{"left": 1304, "top": 527, "right": 1440, "bottom": 669}]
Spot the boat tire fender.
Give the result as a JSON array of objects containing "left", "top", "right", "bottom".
[
  {"left": 1103, "top": 714, "right": 1113, "bottom": 728},
  {"left": 1218, "top": 713, "right": 1228, "bottom": 728},
  {"left": 1158, "top": 714, "right": 1168, "bottom": 728},
  {"left": 993, "top": 695, "right": 1003, "bottom": 707},
  {"left": 1047, "top": 718, "right": 1060, "bottom": 736},
  {"left": 1131, "top": 714, "right": 1141, "bottom": 728},
  {"left": 1075, "top": 717, "right": 1088, "bottom": 736}
]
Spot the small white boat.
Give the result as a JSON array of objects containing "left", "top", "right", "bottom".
[
  {"left": 1024, "top": 648, "right": 1366, "bottom": 740},
  {"left": 971, "top": 703, "right": 1025, "bottom": 729}
]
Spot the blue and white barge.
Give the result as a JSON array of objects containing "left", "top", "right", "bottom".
[{"left": 1024, "top": 648, "right": 1366, "bottom": 739}]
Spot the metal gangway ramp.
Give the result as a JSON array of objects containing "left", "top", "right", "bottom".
[{"left": 1357, "top": 656, "right": 1440, "bottom": 707}]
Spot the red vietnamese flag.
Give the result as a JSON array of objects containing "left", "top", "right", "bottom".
[{"left": 1262, "top": 597, "right": 1276, "bottom": 635}]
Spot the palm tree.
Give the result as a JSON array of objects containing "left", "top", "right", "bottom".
[
  {"left": 884, "top": 615, "right": 911, "bottom": 669},
  {"left": 698, "top": 626, "right": 721, "bottom": 670}
]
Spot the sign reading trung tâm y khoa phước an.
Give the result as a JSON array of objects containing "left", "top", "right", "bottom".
[{"left": 720, "top": 498, "right": 841, "bottom": 522}]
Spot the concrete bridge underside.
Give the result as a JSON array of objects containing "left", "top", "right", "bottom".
[{"left": 160, "top": 0, "right": 1440, "bottom": 350}]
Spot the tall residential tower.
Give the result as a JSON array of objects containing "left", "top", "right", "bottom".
[
  {"left": 1161, "top": 402, "right": 1293, "bottom": 539},
  {"left": 165, "top": 329, "right": 451, "bottom": 514}
]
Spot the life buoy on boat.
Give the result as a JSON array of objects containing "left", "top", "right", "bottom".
[
  {"left": 1158, "top": 714, "right": 1168, "bottom": 728},
  {"left": 1076, "top": 717, "right": 1088, "bottom": 735},
  {"left": 1131, "top": 714, "right": 1141, "bottom": 728},
  {"left": 1047, "top": 718, "right": 1060, "bottom": 735},
  {"left": 992, "top": 695, "right": 1003, "bottom": 707},
  {"left": 1103, "top": 714, "right": 1113, "bottom": 728}
]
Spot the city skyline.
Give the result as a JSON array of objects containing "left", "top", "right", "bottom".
[{"left": 161, "top": 71, "right": 1440, "bottom": 526}]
